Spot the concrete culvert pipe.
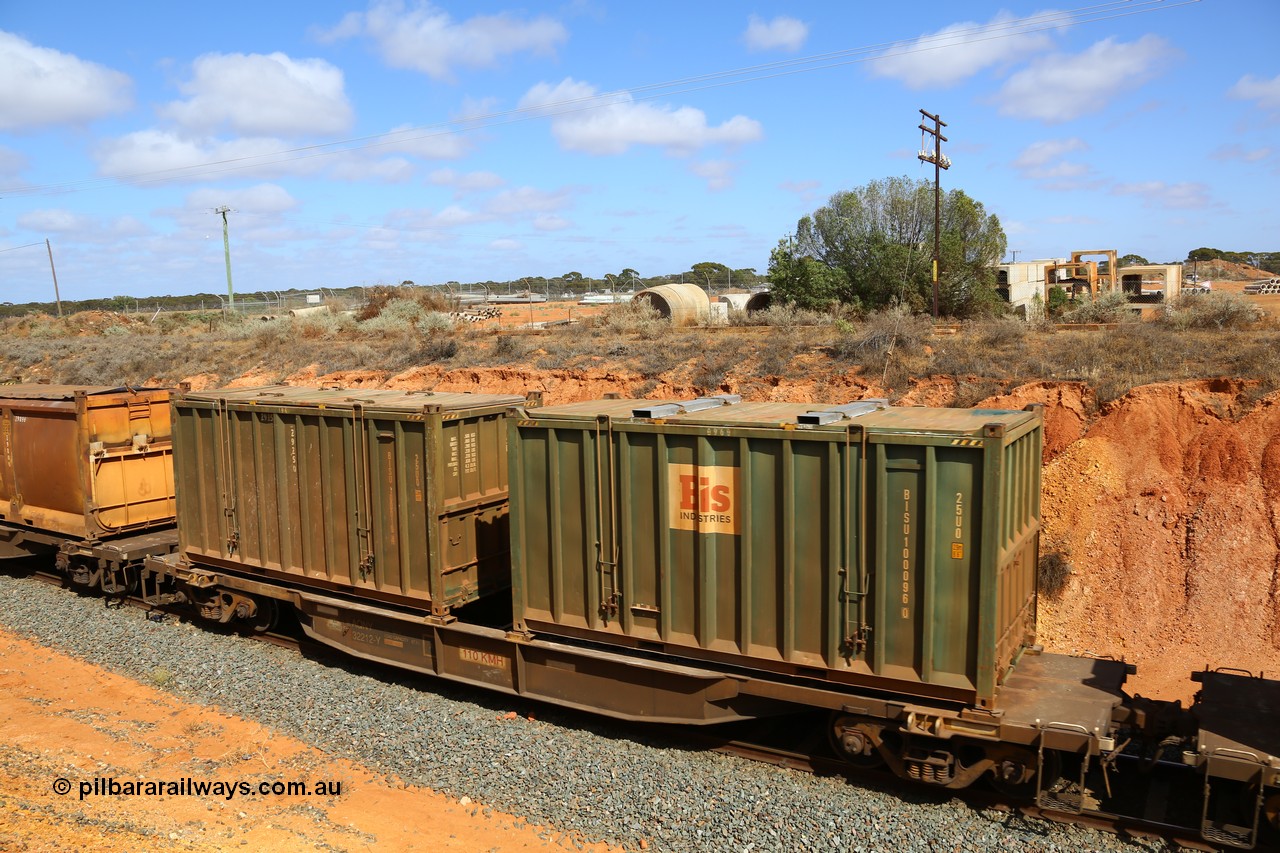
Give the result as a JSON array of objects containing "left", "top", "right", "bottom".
[
  {"left": 745, "top": 292, "right": 772, "bottom": 313},
  {"left": 633, "top": 284, "right": 710, "bottom": 326}
]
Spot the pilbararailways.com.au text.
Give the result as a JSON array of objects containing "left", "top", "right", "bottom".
[{"left": 52, "top": 776, "right": 342, "bottom": 801}]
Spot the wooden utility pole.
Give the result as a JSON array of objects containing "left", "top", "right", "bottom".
[
  {"left": 917, "top": 110, "right": 950, "bottom": 319},
  {"left": 45, "top": 238, "right": 62, "bottom": 317}
]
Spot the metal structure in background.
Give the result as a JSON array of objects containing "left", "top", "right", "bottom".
[{"left": 918, "top": 109, "right": 951, "bottom": 319}]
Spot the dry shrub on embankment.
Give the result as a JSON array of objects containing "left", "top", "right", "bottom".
[{"left": 0, "top": 299, "right": 1277, "bottom": 406}]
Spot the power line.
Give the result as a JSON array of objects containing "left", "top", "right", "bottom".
[{"left": 0, "top": 0, "right": 1198, "bottom": 197}]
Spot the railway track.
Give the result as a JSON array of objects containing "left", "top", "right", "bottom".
[{"left": 14, "top": 563, "right": 1244, "bottom": 852}]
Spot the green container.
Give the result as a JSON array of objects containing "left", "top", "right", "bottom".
[
  {"left": 509, "top": 398, "right": 1042, "bottom": 707},
  {"left": 174, "top": 386, "right": 525, "bottom": 615}
]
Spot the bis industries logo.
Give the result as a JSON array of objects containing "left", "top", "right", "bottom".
[{"left": 668, "top": 463, "right": 740, "bottom": 535}]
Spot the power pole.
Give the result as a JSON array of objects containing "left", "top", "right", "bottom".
[
  {"left": 45, "top": 238, "right": 62, "bottom": 317},
  {"left": 917, "top": 109, "right": 950, "bottom": 319},
  {"left": 215, "top": 206, "right": 235, "bottom": 310}
]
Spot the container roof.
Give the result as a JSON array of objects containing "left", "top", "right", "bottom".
[
  {"left": 178, "top": 385, "right": 525, "bottom": 413},
  {"left": 0, "top": 384, "right": 169, "bottom": 400},
  {"left": 527, "top": 398, "right": 1038, "bottom": 435}
]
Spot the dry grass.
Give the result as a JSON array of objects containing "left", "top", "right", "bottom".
[{"left": 2, "top": 303, "right": 1278, "bottom": 405}]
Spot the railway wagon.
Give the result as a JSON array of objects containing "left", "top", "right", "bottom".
[
  {"left": 171, "top": 386, "right": 526, "bottom": 617},
  {"left": 508, "top": 396, "right": 1042, "bottom": 709}
]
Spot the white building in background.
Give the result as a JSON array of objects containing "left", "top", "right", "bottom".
[{"left": 996, "top": 259, "right": 1067, "bottom": 317}]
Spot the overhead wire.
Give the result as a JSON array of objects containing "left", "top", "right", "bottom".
[{"left": 0, "top": 0, "right": 1198, "bottom": 198}]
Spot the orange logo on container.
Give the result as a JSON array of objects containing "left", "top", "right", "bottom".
[{"left": 669, "top": 463, "right": 740, "bottom": 534}]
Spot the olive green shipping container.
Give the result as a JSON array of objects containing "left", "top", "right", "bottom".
[
  {"left": 0, "top": 385, "right": 175, "bottom": 542},
  {"left": 509, "top": 398, "right": 1042, "bottom": 708},
  {"left": 174, "top": 387, "right": 525, "bottom": 614}
]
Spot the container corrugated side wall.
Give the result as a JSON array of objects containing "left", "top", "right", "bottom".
[
  {"left": 511, "top": 409, "right": 1042, "bottom": 707},
  {"left": 175, "top": 400, "right": 511, "bottom": 612},
  {"left": 511, "top": 420, "right": 856, "bottom": 670},
  {"left": 993, "top": 422, "right": 1041, "bottom": 691}
]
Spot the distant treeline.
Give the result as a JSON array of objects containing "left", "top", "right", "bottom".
[
  {"left": 0, "top": 286, "right": 374, "bottom": 319},
  {"left": 1186, "top": 248, "right": 1280, "bottom": 274}
]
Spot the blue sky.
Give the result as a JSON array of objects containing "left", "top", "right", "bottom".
[{"left": 1, "top": 1, "right": 1277, "bottom": 302}]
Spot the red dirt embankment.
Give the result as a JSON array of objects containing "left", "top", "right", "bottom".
[
  {"left": 992, "top": 379, "right": 1280, "bottom": 702},
  {"left": 186, "top": 365, "right": 1280, "bottom": 704}
]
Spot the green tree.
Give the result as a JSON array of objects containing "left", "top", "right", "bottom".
[
  {"left": 766, "top": 241, "right": 850, "bottom": 310},
  {"left": 784, "top": 176, "right": 1006, "bottom": 317},
  {"left": 690, "top": 261, "right": 731, "bottom": 287},
  {"left": 1118, "top": 254, "right": 1149, "bottom": 267},
  {"left": 1187, "top": 247, "right": 1221, "bottom": 262}
]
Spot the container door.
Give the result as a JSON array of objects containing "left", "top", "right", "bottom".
[
  {"left": 88, "top": 393, "right": 174, "bottom": 533},
  {"left": 7, "top": 405, "right": 83, "bottom": 532},
  {"left": 0, "top": 408, "right": 14, "bottom": 508},
  {"left": 868, "top": 441, "right": 983, "bottom": 693}
]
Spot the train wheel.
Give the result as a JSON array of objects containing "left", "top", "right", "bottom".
[
  {"left": 247, "top": 598, "right": 278, "bottom": 634},
  {"left": 988, "top": 747, "right": 1050, "bottom": 799},
  {"left": 829, "top": 714, "right": 885, "bottom": 769}
]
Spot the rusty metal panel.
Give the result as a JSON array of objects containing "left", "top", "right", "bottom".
[
  {"left": 0, "top": 385, "right": 174, "bottom": 540},
  {"left": 510, "top": 400, "right": 1042, "bottom": 707},
  {"left": 174, "top": 386, "right": 523, "bottom": 613}
]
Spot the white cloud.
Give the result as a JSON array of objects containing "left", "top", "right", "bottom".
[
  {"left": 779, "top": 178, "right": 821, "bottom": 206},
  {"left": 0, "top": 145, "right": 29, "bottom": 180},
  {"left": 532, "top": 214, "right": 570, "bottom": 231},
  {"left": 1228, "top": 73, "right": 1280, "bottom": 113},
  {"left": 387, "top": 205, "right": 485, "bottom": 231},
  {"left": 1013, "top": 138, "right": 1093, "bottom": 184},
  {"left": 1210, "top": 144, "right": 1274, "bottom": 164},
  {"left": 375, "top": 184, "right": 574, "bottom": 235},
  {"left": 160, "top": 52, "right": 352, "bottom": 136},
  {"left": 0, "top": 31, "right": 132, "bottom": 130},
  {"left": 519, "top": 78, "right": 762, "bottom": 155},
  {"left": 486, "top": 186, "right": 570, "bottom": 216},
  {"left": 96, "top": 131, "right": 307, "bottom": 181},
  {"left": 743, "top": 15, "right": 807, "bottom": 53},
  {"left": 1014, "top": 138, "right": 1087, "bottom": 170},
  {"left": 186, "top": 184, "right": 298, "bottom": 215},
  {"left": 870, "top": 12, "right": 1054, "bottom": 89},
  {"left": 1111, "top": 181, "right": 1210, "bottom": 210},
  {"left": 996, "top": 36, "right": 1170, "bottom": 122},
  {"left": 489, "top": 238, "right": 523, "bottom": 252},
  {"left": 109, "top": 216, "right": 149, "bottom": 237},
  {"left": 378, "top": 124, "right": 472, "bottom": 160},
  {"left": 689, "top": 159, "right": 737, "bottom": 191},
  {"left": 317, "top": 0, "right": 567, "bottom": 81},
  {"left": 94, "top": 126, "right": 458, "bottom": 185},
  {"left": 16, "top": 209, "right": 90, "bottom": 232},
  {"left": 429, "top": 169, "right": 505, "bottom": 191}
]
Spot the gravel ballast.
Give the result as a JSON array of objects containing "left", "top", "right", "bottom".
[{"left": 0, "top": 572, "right": 1169, "bottom": 853}]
